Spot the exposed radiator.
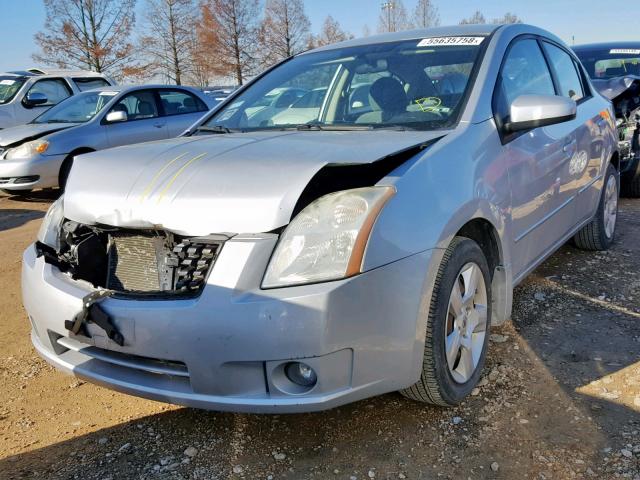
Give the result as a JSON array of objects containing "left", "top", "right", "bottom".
[{"left": 106, "top": 233, "right": 220, "bottom": 295}]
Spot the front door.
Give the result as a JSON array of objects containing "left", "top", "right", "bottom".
[
  {"left": 494, "top": 38, "right": 577, "bottom": 277},
  {"left": 104, "top": 90, "right": 168, "bottom": 148}
]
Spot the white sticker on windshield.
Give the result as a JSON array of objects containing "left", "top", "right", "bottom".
[
  {"left": 0, "top": 79, "right": 16, "bottom": 85},
  {"left": 99, "top": 91, "right": 118, "bottom": 96},
  {"left": 417, "top": 36, "right": 484, "bottom": 47},
  {"left": 609, "top": 49, "right": 640, "bottom": 55}
]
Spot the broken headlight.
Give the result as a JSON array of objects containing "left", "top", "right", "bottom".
[
  {"left": 6, "top": 140, "right": 49, "bottom": 159},
  {"left": 37, "top": 196, "right": 64, "bottom": 250},
  {"left": 262, "top": 187, "right": 395, "bottom": 288}
]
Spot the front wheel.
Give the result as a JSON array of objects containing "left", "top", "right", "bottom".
[
  {"left": 401, "top": 237, "right": 491, "bottom": 406},
  {"left": 574, "top": 163, "right": 619, "bottom": 251}
]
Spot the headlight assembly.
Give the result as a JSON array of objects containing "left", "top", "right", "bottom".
[
  {"left": 262, "top": 186, "right": 395, "bottom": 288},
  {"left": 37, "top": 196, "right": 64, "bottom": 250},
  {"left": 6, "top": 140, "right": 49, "bottom": 159}
]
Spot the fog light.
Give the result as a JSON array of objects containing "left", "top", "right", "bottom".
[{"left": 285, "top": 362, "right": 317, "bottom": 387}]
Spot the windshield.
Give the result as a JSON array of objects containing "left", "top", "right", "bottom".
[
  {"left": 0, "top": 76, "right": 26, "bottom": 104},
  {"left": 32, "top": 90, "right": 117, "bottom": 124},
  {"left": 201, "top": 38, "right": 485, "bottom": 132},
  {"left": 574, "top": 47, "right": 640, "bottom": 79}
]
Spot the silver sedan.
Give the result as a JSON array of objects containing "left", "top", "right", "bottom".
[
  {"left": 0, "top": 85, "right": 215, "bottom": 194},
  {"left": 25, "top": 24, "right": 619, "bottom": 412}
]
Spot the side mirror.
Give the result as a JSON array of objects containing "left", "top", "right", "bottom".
[
  {"left": 505, "top": 94, "right": 577, "bottom": 132},
  {"left": 105, "top": 110, "right": 128, "bottom": 123},
  {"left": 23, "top": 92, "right": 48, "bottom": 108}
]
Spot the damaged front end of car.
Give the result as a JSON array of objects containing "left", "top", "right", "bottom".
[
  {"left": 593, "top": 75, "right": 640, "bottom": 193},
  {"left": 36, "top": 217, "right": 225, "bottom": 298}
]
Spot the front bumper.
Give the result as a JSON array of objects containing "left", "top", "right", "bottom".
[
  {"left": 0, "top": 153, "right": 66, "bottom": 190},
  {"left": 23, "top": 238, "right": 434, "bottom": 413}
]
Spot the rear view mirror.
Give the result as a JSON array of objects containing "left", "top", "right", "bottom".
[
  {"left": 23, "top": 92, "right": 48, "bottom": 108},
  {"left": 506, "top": 94, "right": 576, "bottom": 132},
  {"left": 105, "top": 110, "right": 128, "bottom": 123}
]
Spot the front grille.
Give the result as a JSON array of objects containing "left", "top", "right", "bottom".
[{"left": 106, "top": 232, "right": 221, "bottom": 295}]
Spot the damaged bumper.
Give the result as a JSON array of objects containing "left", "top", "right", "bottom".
[
  {"left": 23, "top": 239, "right": 433, "bottom": 413},
  {"left": 0, "top": 153, "right": 66, "bottom": 190}
]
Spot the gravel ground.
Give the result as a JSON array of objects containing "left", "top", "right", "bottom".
[{"left": 0, "top": 190, "right": 638, "bottom": 480}]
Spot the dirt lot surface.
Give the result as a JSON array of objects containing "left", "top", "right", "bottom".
[{"left": 0, "top": 191, "right": 639, "bottom": 480}]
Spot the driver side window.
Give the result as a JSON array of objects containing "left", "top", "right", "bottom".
[
  {"left": 494, "top": 39, "right": 556, "bottom": 127},
  {"left": 108, "top": 90, "right": 158, "bottom": 121}
]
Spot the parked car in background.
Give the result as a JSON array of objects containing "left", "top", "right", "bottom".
[
  {"left": 573, "top": 42, "right": 640, "bottom": 196},
  {"left": 26, "top": 24, "right": 619, "bottom": 413},
  {"left": 202, "top": 86, "right": 236, "bottom": 108},
  {"left": 0, "top": 68, "right": 113, "bottom": 130},
  {"left": 0, "top": 85, "right": 215, "bottom": 194}
]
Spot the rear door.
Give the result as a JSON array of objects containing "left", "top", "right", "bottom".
[
  {"left": 541, "top": 41, "right": 607, "bottom": 223},
  {"left": 157, "top": 89, "right": 210, "bottom": 137},
  {"left": 15, "top": 78, "right": 73, "bottom": 124},
  {"left": 494, "top": 37, "right": 576, "bottom": 277},
  {"left": 104, "top": 89, "right": 168, "bottom": 148}
]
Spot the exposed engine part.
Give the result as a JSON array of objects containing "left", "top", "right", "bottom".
[{"left": 39, "top": 221, "right": 223, "bottom": 298}]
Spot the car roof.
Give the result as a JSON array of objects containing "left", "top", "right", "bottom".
[
  {"left": 573, "top": 41, "right": 640, "bottom": 51},
  {"left": 307, "top": 24, "right": 502, "bottom": 53},
  {"left": 1, "top": 69, "right": 109, "bottom": 79},
  {"left": 82, "top": 84, "right": 204, "bottom": 94}
]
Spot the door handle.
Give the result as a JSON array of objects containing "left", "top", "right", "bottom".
[{"left": 153, "top": 122, "right": 165, "bottom": 129}]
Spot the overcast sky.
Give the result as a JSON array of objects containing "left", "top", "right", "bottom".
[{"left": 2, "top": 0, "right": 639, "bottom": 73}]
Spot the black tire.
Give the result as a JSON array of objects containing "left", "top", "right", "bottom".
[
  {"left": 401, "top": 236, "right": 492, "bottom": 406},
  {"left": 574, "top": 164, "right": 619, "bottom": 251},
  {"left": 1, "top": 188, "right": 33, "bottom": 196},
  {"left": 621, "top": 173, "right": 640, "bottom": 198},
  {"left": 58, "top": 156, "right": 73, "bottom": 191}
]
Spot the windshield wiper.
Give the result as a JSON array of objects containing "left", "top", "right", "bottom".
[
  {"left": 194, "top": 125, "right": 237, "bottom": 134},
  {"left": 293, "top": 123, "right": 374, "bottom": 131}
]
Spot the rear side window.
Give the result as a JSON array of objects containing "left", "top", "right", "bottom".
[
  {"left": 158, "top": 90, "right": 207, "bottom": 116},
  {"left": 26, "top": 78, "right": 72, "bottom": 106},
  {"left": 494, "top": 38, "right": 556, "bottom": 126},
  {"left": 542, "top": 42, "right": 585, "bottom": 101},
  {"left": 73, "top": 77, "right": 111, "bottom": 91}
]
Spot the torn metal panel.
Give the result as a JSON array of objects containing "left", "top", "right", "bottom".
[{"left": 63, "top": 130, "right": 448, "bottom": 235}]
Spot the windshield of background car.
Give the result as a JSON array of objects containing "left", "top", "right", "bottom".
[
  {"left": 574, "top": 47, "right": 640, "bottom": 79},
  {"left": 0, "top": 76, "right": 26, "bottom": 104},
  {"left": 32, "top": 90, "right": 116, "bottom": 124},
  {"left": 203, "top": 38, "right": 486, "bottom": 131}
]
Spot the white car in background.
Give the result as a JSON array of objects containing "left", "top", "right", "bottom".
[{"left": 0, "top": 68, "right": 114, "bottom": 130}]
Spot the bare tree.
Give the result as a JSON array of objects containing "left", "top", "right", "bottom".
[
  {"left": 362, "top": 24, "right": 371, "bottom": 37},
  {"left": 493, "top": 12, "right": 522, "bottom": 24},
  {"left": 314, "top": 15, "right": 353, "bottom": 47},
  {"left": 200, "top": 0, "right": 260, "bottom": 85},
  {"left": 260, "top": 0, "right": 311, "bottom": 65},
  {"left": 33, "top": 0, "right": 139, "bottom": 77},
  {"left": 412, "top": 0, "right": 440, "bottom": 28},
  {"left": 140, "top": 0, "right": 196, "bottom": 85},
  {"left": 459, "top": 10, "right": 486, "bottom": 25},
  {"left": 378, "top": 0, "right": 410, "bottom": 33}
]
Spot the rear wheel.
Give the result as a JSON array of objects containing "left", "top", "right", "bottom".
[
  {"left": 574, "top": 163, "right": 618, "bottom": 251},
  {"left": 621, "top": 173, "right": 640, "bottom": 198},
  {"left": 401, "top": 237, "right": 491, "bottom": 406}
]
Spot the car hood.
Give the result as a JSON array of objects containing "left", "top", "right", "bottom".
[
  {"left": 591, "top": 75, "right": 640, "bottom": 102},
  {"left": 0, "top": 122, "right": 79, "bottom": 148},
  {"left": 64, "top": 130, "right": 445, "bottom": 235}
]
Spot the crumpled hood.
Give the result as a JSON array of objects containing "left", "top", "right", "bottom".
[
  {"left": 592, "top": 75, "right": 640, "bottom": 102},
  {"left": 0, "top": 122, "right": 79, "bottom": 148},
  {"left": 64, "top": 130, "right": 445, "bottom": 235}
]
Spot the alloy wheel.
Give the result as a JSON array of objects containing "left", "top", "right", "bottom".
[{"left": 445, "top": 262, "right": 488, "bottom": 384}]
